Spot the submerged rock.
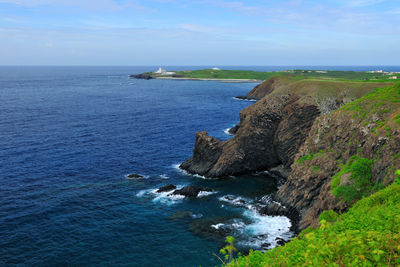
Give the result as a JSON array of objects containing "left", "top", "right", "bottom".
[
  {"left": 126, "top": 173, "right": 143, "bottom": 179},
  {"left": 170, "top": 185, "right": 212, "bottom": 198},
  {"left": 168, "top": 211, "right": 194, "bottom": 220},
  {"left": 156, "top": 184, "right": 176, "bottom": 193}
]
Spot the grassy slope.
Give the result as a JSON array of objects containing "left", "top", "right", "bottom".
[
  {"left": 229, "top": 183, "right": 400, "bottom": 266},
  {"left": 164, "top": 69, "right": 398, "bottom": 82},
  {"left": 226, "top": 84, "right": 400, "bottom": 266}
]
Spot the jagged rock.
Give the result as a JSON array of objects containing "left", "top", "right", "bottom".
[
  {"left": 180, "top": 131, "right": 224, "bottom": 176},
  {"left": 171, "top": 185, "right": 212, "bottom": 198},
  {"left": 126, "top": 173, "right": 143, "bottom": 179},
  {"left": 181, "top": 94, "right": 319, "bottom": 178},
  {"left": 156, "top": 184, "right": 176, "bottom": 193},
  {"left": 275, "top": 237, "right": 287, "bottom": 246},
  {"left": 130, "top": 73, "right": 153, "bottom": 80},
  {"left": 228, "top": 124, "right": 240, "bottom": 135}
]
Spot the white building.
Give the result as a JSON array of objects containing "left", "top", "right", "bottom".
[{"left": 155, "top": 67, "right": 175, "bottom": 75}]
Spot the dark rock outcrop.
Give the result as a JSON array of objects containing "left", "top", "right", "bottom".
[
  {"left": 157, "top": 184, "right": 176, "bottom": 193},
  {"left": 171, "top": 185, "right": 213, "bottom": 198},
  {"left": 126, "top": 173, "right": 143, "bottom": 179},
  {"left": 181, "top": 93, "right": 320, "bottom": 178},
  {"left": 276, "top": 102, "right": 400, "bottom": 230},
  {"left": 130, "top": 73, "right": 153, "bottom": 80}
]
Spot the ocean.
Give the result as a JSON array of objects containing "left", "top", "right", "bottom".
[{"left": 1, "top": 66, "right": 399, "bottom": 266}]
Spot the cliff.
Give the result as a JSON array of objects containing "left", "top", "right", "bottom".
[
  {"left": 182, "top": 77, "right": 400, "bottom": 234},
  {"left": 276, "top": 84, "right": 400, "bottom": 229},
  {"left": 181, "top": 77, "right": 391, "bottom": 179}
]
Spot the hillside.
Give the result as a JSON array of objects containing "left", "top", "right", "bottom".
[
  {"left": 131, "top": 69, "right": 399, "bottom": 82},
  {"left": 228, "top": 182, "right": 400, "bottom": 266}
]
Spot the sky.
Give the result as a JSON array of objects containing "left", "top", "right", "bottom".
[{"left": 0, "top": 0, "right": 399, "bottom": 65}]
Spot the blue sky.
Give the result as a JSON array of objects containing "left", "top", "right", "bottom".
[{"left": 0, "top": 0, "right": 399, "bottom": 65}]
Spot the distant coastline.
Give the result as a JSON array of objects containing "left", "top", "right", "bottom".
[{"left": 154, "top": 77, "right": 262, "bottom": 83}]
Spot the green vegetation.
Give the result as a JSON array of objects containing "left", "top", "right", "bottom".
[
  {"left": 226, "top": 184, "right": 400, "bottom": 266},
  {"left": 144, "top": 68, "right": 399, "bottom": 82},
  {"left": 342, "top": 83, "right": 400, "bottom": 132},
  {"left": 330, "top": 155, "right": 376, "bottom": 204},
  {"left": 319, "top": 210, "right": 339, "bottom": 223},
  {"left": 217, "top": 236, "right": 238, "bottom": 265},
  {"left": 296, "top": 150, "right": 325, "bottom": 164},
  {"left": 395, "top": 170, "right": 400, "bottom": 185}
]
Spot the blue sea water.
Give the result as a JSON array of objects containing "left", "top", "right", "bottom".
[{"left": 1, "top": 66, "right": 399, "bottom": 267}]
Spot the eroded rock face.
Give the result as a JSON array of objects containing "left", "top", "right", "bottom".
[
  {"left": 181, "top": 93, "right": 320, "bottom": 178},
  {"left": 171, "top": 185, "right": 213, "bottom": 198},
  {"left": 236, "top": 76, "right": 292, "bottom": 100},
  {"left": 276, "top": 110, "right": 400, "bottom": 230},
  {"left": 180, "top": 131, "right": 224, "bottom": 176}
]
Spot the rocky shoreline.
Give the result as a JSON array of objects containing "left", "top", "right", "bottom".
[{"left": 180, "top": 76, "right": 398, "bottom": 231}]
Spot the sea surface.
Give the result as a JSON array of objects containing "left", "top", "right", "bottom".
[{"left": 1, "top": 66, "right": 399, "bottom": 267}]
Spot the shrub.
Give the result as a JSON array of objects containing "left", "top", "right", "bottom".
[
  {"left": 331, "top": 155, "right": 374, "bottom": 204},
  {"left": 319, "top": 210, "right": 339, "bottom": 223},
  {"left": 228, "top": 184, "right": 400, "bottom": 266}
]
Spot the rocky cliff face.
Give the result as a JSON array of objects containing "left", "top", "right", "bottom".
[
  {"left": 236, "top": 76, "right": 292, "bottom": 100},
  {"left": 181, "top": 78, "right": 321, "bottom": 177},
  {"left": 276, "top": 85, "right": 400, "bottom": 229},
  {"left": 182, "top": 77, "right": 398, "bottom": 230}
]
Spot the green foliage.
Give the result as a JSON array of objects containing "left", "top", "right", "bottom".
[
  {"left": 297, "top": 153, "right": 314, "bottom": 163},
  {"left": 228, "top": 184, "right": 400, "bottom": 267},
  {"left": 218, "top": 236, "right": 237, "bottom": 265},
  {"left": 311, "top": 165, "right": 321, "bottom": 173},
  {"left": 395, "top": 170, "right": 400, "bottom": 185},
  {"left": 331, "top": 155, "right": 374, "bottom": 204},
  {"left": 319, "top": 210, "right": 339, "bottom": 223}
]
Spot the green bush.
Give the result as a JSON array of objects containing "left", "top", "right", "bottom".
[
  {"left": 228, "top": 184, "right": 400, "bottom": 266},
  {"left": 319, "top": 210, "right": 339, "bottom": 223},
  {"left": 331, "top": 155, "right": 374, "bottom": 204},
  {"left": 297, "top": 153, "right": 314, "bottom": 163},
  {"left": 395, "top": 170, "right": 400, "bottom": 185}
]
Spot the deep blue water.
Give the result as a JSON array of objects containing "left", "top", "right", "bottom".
[{"left": 1, "top": 66, "right": 399, "bottom": 267}]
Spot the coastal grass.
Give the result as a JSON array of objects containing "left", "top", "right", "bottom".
[
  {"left": 226, "top": 183, "right": 400, "bottom": 266},
  {"left": 154, "top": 69, "right": 399, "bottom": 82}
]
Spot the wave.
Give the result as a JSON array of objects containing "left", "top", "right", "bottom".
[
  {"left": 241, "top": 209, "right": 292, "bottom": 250},
  {"left": 232, "top": 97, "right": 257, "bottom": 102},
  {"left": 216, "top": 194, "right": 293, "bottom": 250},
  {"left": 135, "top": 185, "right": 186, "bottom": 205},
  {"left": 159, "top": 174, "right": 169, "bottom": 179},
  {"left": 224, "top": 127, "right": 235, "bottom": 136},
  {"left": 219, "top": 194, "right": 251, "bottom": 207},
  {"left": 197, "top": 191, "right": 217, "bottom": 198},
  {"left": 171, "top": 163, "right": 208, "bottom": 179}
]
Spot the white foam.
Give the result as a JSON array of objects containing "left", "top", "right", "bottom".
[
  {"left": 136, "top": 185, "right": 187, "bottom": 205},
  {"left": 211, "top": 223, "right": 225, "bottom": 230},
  {"left": 241, "top": 209, "right": 292, "bottom": 249},
  {"left": 159, "top": 174, "right": 169, "bottom": 179},
  {"left": 219, "top": 195, "right": 251, "bottom": 206},
  {"left": 224, "top": 128, "right": 233, "bottom": 135},
  {"left": 232, "top": 97, "right": 257, "bottom": 102},
  {"left": 191, "top": 213, "right": 203, "bottom": 219},
  {"left": 172, "top": 163, "right": 208, "bottom": 179},
  {"left": 197, "top": 191, "right": 217, "bottom": 198}
]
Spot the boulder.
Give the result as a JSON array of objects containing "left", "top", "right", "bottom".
[
  {"left": 126, "top": 173, "right": 143, "bottom": 179},
  {"left": 156, "top": 184, "right": 176, "bottom": 193},
  {"left": 171, "top": 185, "right": 212, "bottom": 198}
]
